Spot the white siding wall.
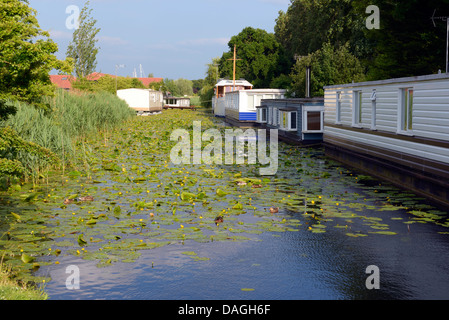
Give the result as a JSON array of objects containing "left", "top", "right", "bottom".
[
  {"left": 117, "top": 89, "right": 150, "bottom": 111},
  {"left": 324, "top": 75, "right": 449, "bottom": 165},
  {"left": 325, "top": 126, "right": 449, "bottom": 164},
  {"left": 325, "top": 77, "right": 449, "bottom": 140}
]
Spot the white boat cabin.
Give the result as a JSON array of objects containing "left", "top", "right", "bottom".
[
  {"left": 117, "top": 88, "right": 163, "bottom": 113},
  {"left": 212, "top": 79, "right": 253, "bottom": 117},
  {"left": 323, "top": 73, "right": 449, "bottom": 207},
  {"left": 164, "top": 96, "right": 191, "bottom": 109}
]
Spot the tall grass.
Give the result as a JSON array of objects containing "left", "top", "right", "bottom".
[
  {"left": 5, "top": 89, "right": 135, "bottom": 182},
  {"left": 50, "top": 90, "right": 136, "bottom": 139}
]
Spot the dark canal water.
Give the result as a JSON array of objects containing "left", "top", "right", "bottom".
[{"left": 34, "top": 151, "right": 449, "bottom": 300}]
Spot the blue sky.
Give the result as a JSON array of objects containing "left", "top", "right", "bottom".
[{"left": 29, "top": 0, "right": 291, "bottom": 80}]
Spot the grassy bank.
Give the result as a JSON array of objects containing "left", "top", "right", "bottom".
[{"left": 0, "top": 263, "right": 47, "bottom": 300}]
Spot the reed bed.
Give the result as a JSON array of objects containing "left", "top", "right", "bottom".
[{"left": 4, "top": 89, "right": 135, "bottom": 183}]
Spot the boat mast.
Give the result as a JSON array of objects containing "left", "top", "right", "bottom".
[{"left": 227, "top": 45, "right": 241, "bottom": 91}]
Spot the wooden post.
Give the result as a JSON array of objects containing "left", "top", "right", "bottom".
[
  {"left": 233, "top": 45, "right": 237, "bottom": 90},
  {"left": 227, "top": 45, "right": 241, "bottom": 92}
]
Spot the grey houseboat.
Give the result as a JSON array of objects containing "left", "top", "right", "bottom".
[
  {"left": 256, "top": 98, "right": 325, "bottom": 145},
  {"left": 323, "top": 73, "right": 449, "bottom": 208}
]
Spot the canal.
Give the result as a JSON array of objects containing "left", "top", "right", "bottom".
[{"left": 2, "top": 110, "right": 449, "bottom": 299}]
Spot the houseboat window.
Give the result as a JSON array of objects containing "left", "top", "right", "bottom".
[
  {"left": 371, "top": 90, "right": 377, "bottom": 130},
  {"left": 402, "top": 88, "right": 414, "bottom": 131},
  {"left": 248, "top": 95, "right": 255, "bottom": 110},
  {"left": 282, "top": 112, "right": 287, "bottom": 128},
  {"left": 353, "top": 91, "right": 362, "bottom": 126},
  {"left": 280, "top": 111, "right": 297, "bottom": 131},
  {"left": 336, "top": 92, "right": 342, "bottom": 123},
  {"left": 290, "top": 112, "right": 297, "bottom": 130},
  {"left": 306, "top": 111, "right": 321, "bottom": 131},
  {"left": 257, "top": 108, "right": 267, "bottom": 123}
]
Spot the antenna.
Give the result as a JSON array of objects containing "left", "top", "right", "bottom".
[
  {"left": 431, "top": 9, "right": 449, "bottom": 73},
  {"left": 139, "top": 64, "right": 145, "bottom": 78}
]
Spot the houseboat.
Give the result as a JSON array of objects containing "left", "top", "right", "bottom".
[
  {"left": 212, "top": 78, "right": 286, "bottom": 126},
  {"left": 256, "top": 98, "right": 325, "bottom": 145},
  {"left": 117, "top": 88, "right": 163, "bottom": 113},
  {"left": 323, "top": 73, "right": 449, "bottom": 208},
  {"left": 164, "top": 96, "right": 191, "bottom": 109},
  {"left": 212, "top": 78, "right": 253, "bottom": 117}
]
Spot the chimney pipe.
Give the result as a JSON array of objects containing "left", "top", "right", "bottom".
[{"left": 306, "top": 66, "right": 311, "bottom": 98}]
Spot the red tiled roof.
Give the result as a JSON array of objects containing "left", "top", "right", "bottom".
[
  {"left": 86, "top": 72, "right": 115, "bottom": 81},
  {"left": 50, "top": 75, "right": 76, "bottom": 90},
  {"left": 53, "top": 73, "right": 164, "bottom": 88},
  {"left": 138, "top": 77, "right": 163, "bottom": 87},
  {"left": 86, "top": 73, "right": 162, "bottom": 87}
]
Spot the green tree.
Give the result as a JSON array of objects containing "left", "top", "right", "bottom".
[
  {"left": 353, "top": 0, "right": 449, "bottom": 80},
  {"left": 290, "top": 43, "right": 366, "bottom": 97},
  {"left": 199, "top": 57, "right": 222, "bottom": 108},
  {"left": 0, "top": 0, "right": 72, "bottom": 113},
  {"left": 191, "top": 79, "right": 205, "bottom": 94},
  {"left": 66, "top": 1, "right": 101, "bottom": 78},
  {"left": 204, "top": 57, "right": 220, "bottom": 87},
  {"left": 219, "top": 27, "right": 283, "bottom": 88},
  {"left": 72, "top": 75, "right": 145, "bottom": 94},
  {"left": 0, "top": 0, "right": 71, "bottom": 183},
  {"left": 275, "top": 0, "right": 370, "bottom": 62},
  {"left": 174, "top": 78, "right": 193, "bottom": 96}
]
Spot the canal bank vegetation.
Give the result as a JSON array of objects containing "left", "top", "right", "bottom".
[
  {"left": 0, "top": 262, "right": 47, "bottom": 300},
  {"left": 0, "top": 0, "right": 137, "bottom": 298},
  {"left": 2, "top": 90, "right": 135, "bottom": 188}
]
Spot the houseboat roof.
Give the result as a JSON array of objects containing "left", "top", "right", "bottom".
[
  {"left": 324, "top": 73, "right": 449, "bottom": 89},
  {"left": 258, "top": 97, "right": 324, "bottom": 106},
  {"left": 215, "top": 79, "right": 253, "bottom": 88}
]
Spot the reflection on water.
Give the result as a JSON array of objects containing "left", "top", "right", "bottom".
[{"left": 41, "top": 206, "right": 449, "bottom": 300}]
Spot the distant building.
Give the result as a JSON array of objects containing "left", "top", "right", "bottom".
[
  {"left": 86, "top": 73, "right": 163, "bottom": 87},
  {"left": 49, "top": 75, "right": 76, "bottom": 90},
  {"left": 138, "top": 77, "right": 164, "bottom": 87},
  {"left": 164, "top": 96, "right": 191, "bottom": 109},
  {"left": 86, "top": 72, "right": 112, "bottom": 81}
]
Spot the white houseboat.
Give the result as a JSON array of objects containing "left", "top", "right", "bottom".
[
  {"left": 164, "top": 96, "right": 191, "bottom": 109},
  {"left": 212, "top": 79, "right": 253, "bottom": 117},
  {"left": 212, "top": 79, "right": 286, "bottom": 126},
  {"left": 323, "top": 73, "right": 449, "bottom": 207},
  {"left": 117, "top": 88, "right": 163, "bottom": 113}
]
